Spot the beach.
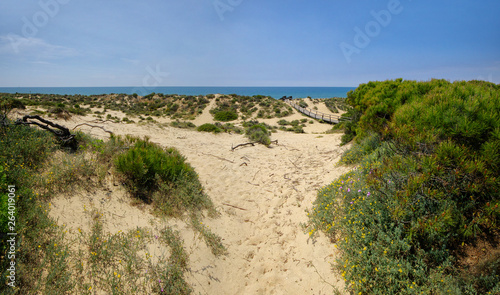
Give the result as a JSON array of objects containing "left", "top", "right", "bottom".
[{"left": 16, "top": 98, "right": 351, "bottom": 294}]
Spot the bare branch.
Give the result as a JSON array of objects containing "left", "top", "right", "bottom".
[
  {"left": 231, "top": 140, "right": 278, "bottom": 151},
  {"left": 222, "top": 203, "right": 247, "bottom": 211}
]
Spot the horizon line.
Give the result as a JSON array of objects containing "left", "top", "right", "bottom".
[{"left": 0, "top": 85, "right": 357, "bottom": 88}]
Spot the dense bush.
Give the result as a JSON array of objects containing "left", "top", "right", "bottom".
[
  {"left": 197, "top": 123, "right": 221, "bottom": 133},
  {"left": 213, "top": 110, "right": 238, "bottom": 122},
  {"left": 246, "top": 124, "right": 271, "bottom": 146},
  {"left": 307, "top": 80, "right": 500, "bottom": 294},
  {"left": 114, "top": 138, "right": 213, "bottom": 216}
]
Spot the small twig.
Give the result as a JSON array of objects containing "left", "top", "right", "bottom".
[
  {"left": 311, "top": 262, "right": 337, "bottom": 290},
  {"left": 73, "top": 123, "right": 114, "bottom": 134},
  {"left": 201, "top": 153, "right": 234, "bottom": 163},
  {"left": 252, "top": 170, "right": 261, "bottom": 182},
  {"left": 288, "top": 158, "right": 299, "bottom": 169},
  {"left": 239, "top": 162, "right": 248, "bottom": 166},
  {"left": 222, "top": 203, "right": 247, "bottom": 211},
  {"left": 247, "top": 181, "right": 259, "bottom": 186}
]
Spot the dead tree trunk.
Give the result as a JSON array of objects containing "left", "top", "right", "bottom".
[{"left": 15, "top": 115, "right": 77, "bottom": 150}]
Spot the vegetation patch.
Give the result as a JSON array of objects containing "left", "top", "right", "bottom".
[
  {"left": 214, "top": 110, "right": 238, "bottom": 122},
  {"left": 324, "top": 97, "right": 348, "bottom": 113},
  {"left": 170, "top": 121, "right": 196, "bottom": 129},
  {"left": 246, "top": 124, "right": 271, "bottom": 146},
  {"left": 210, "top": 94, "right": 293, "bottom": 120},
  {"left": 114, "top": 137, "right": 214, "bottom": 217},
  {"left": 277, "top": 119, "right": 305, "bottom": 133},
  {"left": 0, "top": 102, "right": 222, "bottom": 293},
  {"left": 306, "top": 79, "right": 500, "bottom": 294},
  {"left": 197, "top": 123, "right": 221, "bottom": 133}
]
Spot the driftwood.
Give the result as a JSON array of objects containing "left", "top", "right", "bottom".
[
  {"left": 73, "top": 123, "right": 114, "bottom": 134},
  {"left": 231, "top": 140, "right": 278, "bottom": 151},
  {"left": 231, "top": 142, "right": 255, "bottom": 151},
  {"left": 15, "top": 115, "right": 77, "bottom": 150}
]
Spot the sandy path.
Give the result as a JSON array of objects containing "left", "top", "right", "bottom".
[{"left": 32, "top": 109, "right": 349, "bottom": 294}]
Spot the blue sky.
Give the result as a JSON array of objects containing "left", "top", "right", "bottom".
[{"left": 0, "top": 0, "right": 499, "bottom": 87}]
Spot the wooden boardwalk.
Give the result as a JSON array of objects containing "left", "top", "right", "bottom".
[{"left": 284, "top": 99, "right": 341, "bottom": 124}]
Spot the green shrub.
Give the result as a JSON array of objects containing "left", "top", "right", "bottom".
[
  {"left": 277, "top": 119, "right": 289, "bottom": 126},
  {"left": 170, "top": 121, "right": 196, "bottom": 129},
  {"left": 214, "top": 110, "right": 238, "bottom": 122},
  {"left": 298, "top": 100, "right": 308, "bottom": 108},
  {"left": 197, "top": 123, "right": 221, "bottom": 133},
  {"left": 307, "top": 79, "right": 500, "bottom": 295},
  {"left": 114, "top": 138, "right": 192, "bottom": 201},
  {"left": 246, "top": 124, "right": 271, "bottom": 146},
  {"left": 338, "top": 132, "right": 381, "bottom": 165},
  {"left": 215, "top": 122, "right": 243, "bottom": 134},
  {"left": 114, "top": 138, "right": 213, "bottom": 216}
]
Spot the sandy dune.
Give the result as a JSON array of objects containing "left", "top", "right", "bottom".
[{"left": 27, "top": 104, "right": 350, "bottom": 294}]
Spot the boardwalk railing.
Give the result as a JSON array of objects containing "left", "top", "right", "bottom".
[{"left": 284, "top": 99, "right": 341, "bottom": 124}]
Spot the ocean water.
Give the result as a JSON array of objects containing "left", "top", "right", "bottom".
[{"left": 0, "top": 86, "right": 355, "bottom": 99}]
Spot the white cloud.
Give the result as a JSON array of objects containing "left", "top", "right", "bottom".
[
  {"left": 0, "top": 34, "right": 78, "bottom": 60},
  {"left": 121, "top": 57, "right": 141, "bottom": 65}
]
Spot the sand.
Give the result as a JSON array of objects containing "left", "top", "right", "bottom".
[{"left": 21, "top": 102, "right": 350, "bottom": 294}]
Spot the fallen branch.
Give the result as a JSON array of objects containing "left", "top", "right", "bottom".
[
  {"left": 231, "top": 140, "right": 278, "bottom": 151},
  {"left": 73, "top": 123, "right": 114, "bottom": 134},
  {"left": 231, "top": 142, "right": 255, "bottom": 151},
  {"left": 15, "top": 115, "right": 77, "bottom": 150},
  {"left": 201, "top": 153, "right": 235, "bottom": 163},
  {"left": 222, "top": 203, "right": 247, "bottom": 211}
]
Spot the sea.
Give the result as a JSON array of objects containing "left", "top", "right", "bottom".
[{"left": 0, "top": 86, "right": 355, "bottom": 99}]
